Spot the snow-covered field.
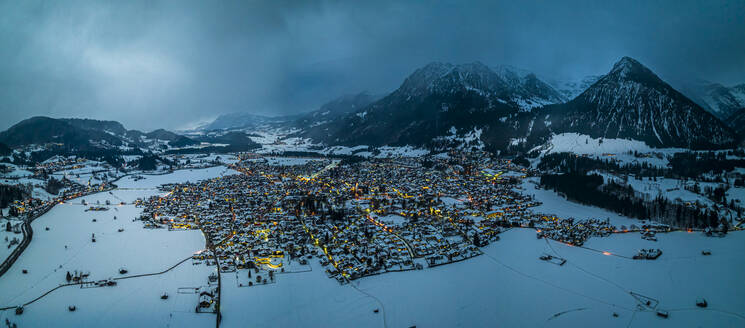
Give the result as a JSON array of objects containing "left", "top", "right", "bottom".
[
  {"left": 372, "top": 146, "right": 430, "bottom": 158},
  {"left": 220, "top": 265, "right": 381, "bottom": 328},
  {"left": 245, "top": 128, "right": 431, "bottom": 158},
  {"left": 0, "top": 170, "right": 222, "bottom": 327},
  {"left": 169, "top": 154, "right": 241, "bottom": 166},
  {"left": 517, "top": 177, "right": 640, "bottom": 227},
  {"left": 594, "top": 172, "right": 718, "bottom": 205},
  {"left": 0, "top": 218, "right": 23, "bottom": 262},
  {"left": 0, "top": 176, "right": 62, "bottom": 202},
  {"left": 544, "top": 133, "right": 686, "bottom": 156},
  {"left": 114, "top": 166, "right": 240, "bottom": 189},
  {"left": 1, "top": 168, "right": 33, "bottom": 178},
  {"left": 221, "top": 229, "right": 745, "bottom": 327},
  {"left": 727, "top": 187, "right": 745, "bottom": 207},
  {"left": 541, "top": 133, "right": 684, "bottom": 168},
  {"left": 263, "top": 157, "right": 324, "bottom": 166},
  {"left": 351, "top": 229, "right": 745, "bottom": 327},
  {"left": 2, "top": 164, "right": 743, "bottom": 327}
]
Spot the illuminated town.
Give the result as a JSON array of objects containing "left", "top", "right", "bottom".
[
  {"left": 137, "top": 153, "right": 672, "bottom": 290},
  {"left": 2, "top": 1, "right": 745, "bottom": 326}
]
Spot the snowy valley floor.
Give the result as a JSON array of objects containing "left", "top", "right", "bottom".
[
  {"left": 0, "top": 167, "right": 237, "bottom": 327},
  {"left": 219, "top": 229, "right": 745, "bottom": 328},
  {"left": 1, "top": 167, "right": 744, "bottom": 327}
]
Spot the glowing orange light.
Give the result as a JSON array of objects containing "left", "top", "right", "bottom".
[{"left": 602, "top": 251, "right": 612, "bottom": 256}]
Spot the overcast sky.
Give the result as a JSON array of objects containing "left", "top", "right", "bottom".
[{"left": 1, "top": 0, "right": 743, "bottom": 131}]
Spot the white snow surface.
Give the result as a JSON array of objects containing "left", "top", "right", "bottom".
[
  {"left": 0, "top": 218, "right": 24, "bottom": 262},
  {"left": 0, "top": 188, "right": 214, "bottom": 327},
  {"left": 542, "top": 133, "right": 686, "bottom": 168},
  {"left": 549, "top": 133, "right": 671, "bottom": 155},
  {"left": 222, "top": 228, "right": 745, "bottom": 327},
  {"left": 352, "top": 229, "right": 745, "bottom": 327},
  {"left": 517, "top": 177, "right": 640, "bottom": 227},
  {"left": 114, "top": 166, "right": 240, "bottom": 189}
]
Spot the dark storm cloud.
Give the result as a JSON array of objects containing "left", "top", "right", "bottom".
[{"left": 1, "top": 0, "right": 743, "bottom": 131}]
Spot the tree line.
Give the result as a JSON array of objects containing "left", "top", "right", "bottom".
[
  {"left": 539, "top": 151, "right": 745, "bottom": 180},
  {"left": 539, "top": 173, "right": 725, "bottom": 228},
  {"left": 0, "top": 184, "right": 29, "bottom": 210}
]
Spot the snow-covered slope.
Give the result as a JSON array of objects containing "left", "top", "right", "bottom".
[
  {"left": 546, "top": 75, "right": 602, "bottom": 100},
  {"left": 544, "top": 132, "right": 676, "bottom": 155},
  {"left": 536, "top": 132, "right": 684, "bottom": 168},
  {"left": 301, "top": 62, "right": 559, "bottom": 148},
  {"left": 199, "top": 113, "right": 293, "bottom": 131},
  {"left": 294, "top": 92, "right": 380, "bottom": 128},
  {"left": 0, "top": 117, "right": 200, "bottom": 152},
  {"left": 493, "top": 65, "right": 567, "bottom": 109},
  {"left": 676, "top": 80, "right": 745, "bottom": 120},
  {"left": 227, "top": 228, "right": 745, "bottom": 327},
  {"left": 395, "top": 62, "right": 563, "bottom": 111}
]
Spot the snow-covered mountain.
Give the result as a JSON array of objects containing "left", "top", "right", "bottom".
[
  {"left": 294, "top": 92, "right": 380, "bottom": 128},
  {"left": 545, "top": 75, "right": 602, "bottom": 101},
  {"left": 676, "top": 80, "right": 745, "bottom": 120},
  {"left": 0, "top": 117, "right": 205, "bottom": 151},
  {"left": 301, "top": 62, "right": 551, "bottom": 149},
  {"left": 200, "top": 113, "right": 296, "bottom": 131},
  {"left": 537, "top": 57, "right": 737, "bottom": 149},
  {"left": 393, "top": 62, "right": 563, "bottom": 111},
  {"left": 493, "top": 65, "right": 567, "bottom": 108},
  {"left": 395, "top": 62, "right": 504, "bottom": 97},
  {"left": 301, "top": 58, "right": 738, "bottom": 151}
]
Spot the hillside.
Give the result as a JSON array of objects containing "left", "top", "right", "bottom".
[
  {"left": 0, "top": 117, "right": 202, "bottom": 152},
  {"left": 301, "top": 62, "right": 556, "bottom": 150},
  {"left": 533, "top": 57, "right": 737, "bottom": 149},
  {"left": 727, "top": 108, "right": 745, "bottom": 139},
  {"left": 0, "top": 116, "right": 123, "bottom": 149},
  {"left": 295, "top": 92, "right": 380, "bottom": 128}
]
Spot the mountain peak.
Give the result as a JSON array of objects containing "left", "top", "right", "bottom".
[
  {"left": 394, "top": 61, "right": 566, "bottom": 111},
  {"left": 417, "top": 62, "right": 455, "bottom": 76},
  {"left": 454, "top": 61, "right": 491, "bottom": 72},
  {"left": 612, "top": 56, "right": 640, "bottom": 69},
  {"left": 605, "top": 56, "right": 665, "bottom": 85},
  {"left": 557, "top": 56, "right": 737, "bottom": 149},
  {"left": 409, "top": 61, "right": 494, "bottom": 82},
  {"left": 609, "top": 56, "right": 646, "bottom": 76}
]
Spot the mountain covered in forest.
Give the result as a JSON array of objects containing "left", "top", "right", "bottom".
[
  {"left": 0, "top": 117, "right": 199, "bottom": 151},
  {"left": 294, "top": 92, "right": 381, "bottom": 128},
  {"left": 0, "top": 117, "right": 125, "bottom": 150}
]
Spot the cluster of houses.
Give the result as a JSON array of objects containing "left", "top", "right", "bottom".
[
  {"left": 6, "top": 178, "right": 110, "bottom": 220},
  {"left": 136, "top": 154, "right": 655, "bottom": 285},
  {"left": 535, "top": 217, "right": 614, "bottom": 246},
  {"left": 34, "top": 156, "right": 90, "bottom": 173}
]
